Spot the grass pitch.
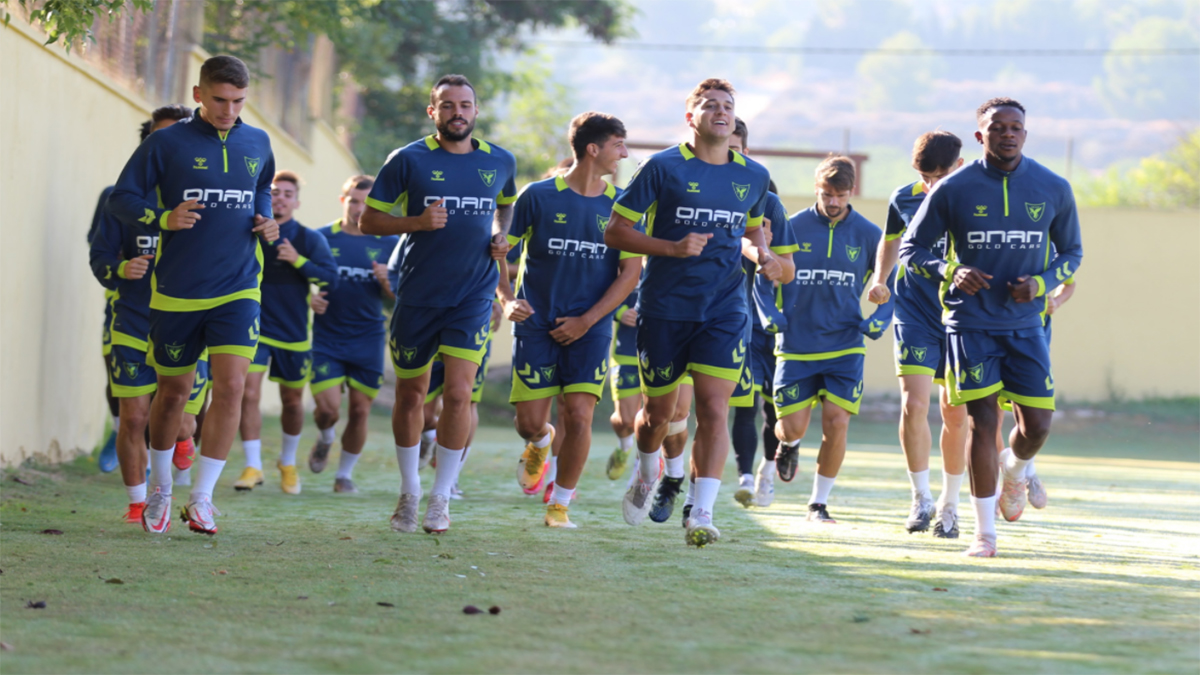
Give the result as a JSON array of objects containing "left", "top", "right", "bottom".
[{"left": 1, "top": 412, "right": 1197, "bottom": 674}]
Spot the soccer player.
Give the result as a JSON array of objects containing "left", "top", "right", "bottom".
[
  {"left": 899, "top": 97, "right": 1083, "bottom": 557},
  {"left": 235, "top": 170, "right": 337, "bottom": 495},
  {"left": 307, "top": 175, "right": 399, "bottom": 493},
  {"left": 89, "top": 104, "right": 199, "bottom": 520},
  {"left": 108, "top": 55, "right": 279, "bottom": 535},
  {"left": 726, "top": 119, "right": 797, "bottom": 509},
  {"left": 604, "top": 78, "right": 782, "bottom": 546},
  {"left": 866, "top": 131, "right": 970, "bottom": 537},
  {"left": 360, "top": 74, "right": 517, "bottom": 534},
  {"left": 88, "top": 190, "right": 121, "bottom": 474},
  {"left": 605, "top": 289, "right": 641, "bottom": 480},
  {"left": 498, "top": 111, "right": 641, "bottom": 529},
  {"left": 774, "top": 156, "right": 894, "bottom": 524}
]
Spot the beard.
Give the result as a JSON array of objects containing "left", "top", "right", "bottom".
[{"left": 437, "top": 116, "right": 475, "bottom": 142}]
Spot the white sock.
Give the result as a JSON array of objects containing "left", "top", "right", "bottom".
[
  {"left": 693, "top": 477, "right": 721, "bottom": 519},
  {"left": 550, "top": 483, "right": 574, "bottom": 506},
  {"left": 637, "top": 450, "right": 660, "bottom": 483},
  {"left": 760, "top": 459, "right": 776, "bottom": 476},
  {"left": 422, "top": 429, "right": 437, "bottom": 443},
  {"left": 1001, "top": 448, "right": 1029, "bottom": 481},
  {"left": 396, "top": 444, "right": 421, "bottom": 495},
  {"left": 172, "top": 465, "right": 191, "bottom": 486},
  {"left": 242, "top": 439, "right": 262, "bottom": 470},
  {"left": 432, "top": 444, "right": 464, "bottom": 497},
  {"left": 939, "top": 470, "right": 964, "bottom": 507},
  {"left": 461, "top": 446, "right": 471, "bottom": 464},
  {"left": 809, "top": 473, "right": 836, "bottom": 505},
  {"left": 319, "top": 426, "right": 336, "bottom": 444},
  {"left": 739, "top": 472, "right": 753, "bottom": 485},
  {"left": 533, "top": 425, "right": 554, "bottom": 449},
  {"left": 279, "top": 433, "right": 301, "bottom": 467},
  {"left": 665, "top": 454, "right": 685, "bottom": 479},
  {"left": 125, "top": 482, "right": 146, "bottom": 504},
  {"left": 111, "top": 415, "right": 121, "bottom": 434},
  {"left": 336, "top": 451, "right": 360, "bottom": 479},
  {"left": 684, "top": 478, "right": 696, "bottom": 507},
  {"left": 149, "top": 447, "right": 174, "bottom": 492},
  {"left": 1024, "top": 457, "right": 1037, "bottom": 478},
  {"left": 972, "top": 494, "right": 997, "bottom": 537},
  {"left": 618, "top": 434, "right": 634, "bottom": 451},
  {"left": 190, "top": 455, "right": 226, "bottom": 503},
  {"left": 908, "top": 469, "right": 933, "bottom": 501},
  {"left": 545, "top": 455, "right": 558, "bottom": 485},
  {"left": 626, "top": 457, "right": 640, "bottom": 489}
]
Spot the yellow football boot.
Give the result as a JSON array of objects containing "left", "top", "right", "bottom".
[
  {"left": 278, "top": 462, "right": 301, "bottom": 495},
  {"left": 233, "top": 467, "right": 264, "bottom": 491},
  {"left": 516, "top": 427, "right": 554, "bottom": 494},
  {"left": 544, "top": 503, "right": 576, "bottom": 529}
]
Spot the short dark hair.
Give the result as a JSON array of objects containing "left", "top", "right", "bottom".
[
  {"left": 815, "top": 155, "right": 856, "bottom": 192},
  {"left": 199, "top": 55, "right": 250, "bottom": 89},
  {"left": 732, "top": 117, "right": 749, "bottom": 149},
  {"left": 686, "top": 78, "right": 736, "bottom": 109},
  {"left": 912, "top": 130, "right": 962, "bottom": 173},
  {"left": 430, "top": 74, "right": 476, "bottom": 106},
  {"left": 273, "top": 170, "right": 302, "bottom": 193},
  {"left": 340, "top": 174, "right": 375, "bottom": 196},
  {"left": 976, "top": 97, "right": 1025, "bottom": 122},
  {"left": 568, "top": 112, "right": 626, "bottom": 159},
  {"left": 139, "top": 104, "right": 191, "bottom": 142}
]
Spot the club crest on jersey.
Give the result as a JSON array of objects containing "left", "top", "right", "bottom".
[
  {"left": 966, "top": 364, "right": 984, "bottom": 383},
  {"left": 732, "top": 182, "right": 750, "bottom": 202},
  {"left": 911, "top": 347, "right": 927, "bottom": 363},
  {"left": 365, "top": 248, "right": 382, "bottom": 262},
  {"left": 597, "top": 215, "right": 610, "bottom": 232},
  {"left": 554, "top": 213, "right": 567, "bottom": 224},
  {"left": 687, "top": 182, "right": 701, "bottom": 194},
  {"left": 245, "top": 157, "right": 262, "bottom": 177},
  {"left": 165, "top": 342, "right": 185, "bottom": 362},
  {"left": 845, "top": 245, "right": 862, "bottom": 262},
  {"left": 478, "top": 169, "right": 497, "bottom": 187},
  {"left": 193, "top": 157, "right": 208, "bottom": 170},
  {"left": 1025, "top": 202, "right": 1046, "bottom": 222},
  {"left": 124, "top": 362, "right": 139, "bottom": 378}
]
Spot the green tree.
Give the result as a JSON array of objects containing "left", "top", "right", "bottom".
[
  {"left": 203, "top": 0, "right": 632, "bottom": 171},
  {"left": 491, "top": 53, "right": 575, "bottom": 181},
  {"left": 856, "top": 31, "right": 945, "bottom": 113},
  {"left": 2, "top": 0, "right": 152, "bottom": 50},
  {"left": 1076, "top": 130, "right": 1200, "bottom": 209},
  {"left": 1097, "top": 17, "right": 1200, "bottom": 121}
]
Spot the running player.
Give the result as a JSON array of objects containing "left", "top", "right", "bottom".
[
  {"left": 361, "top": 74, "right": 517, "bottom": 534},
  {"left": 108, "top": 55, "right": 279, "bottom": 535},
  {"left": 90, "top": 104, "right": 199, "bottom": 520},
  {"left": 307, "top": 175, "right": 399, "bottom": 493},
  {"left": 89, "top": 189, "right": 121, "bottom": 474},
  {"left": 605, "top": 289, "right": 641, "bottom": 479},
  {"left": 235, "top": 170, "right": 337, "bottom": 495},
  {"left": 604, "top": 78, "right": 782, "bottom": 546},
  {"left": 499, "top": 112, "right": 641, "bottom": 528},
  {"left": 726, "top": 119, "right": 797, "bottom": 509},
  {"left": 899, "top": 97, "right": 1083, "bottom": 557},
  {"left": 774, "top": 156, "right": 894, "bottom": 524},
  {"left": 866, "top": 131, "right": 970, "bottom": 537}
]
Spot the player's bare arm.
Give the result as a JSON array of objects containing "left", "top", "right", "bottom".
[
  {"left": 549, "top": 257, "right": 643, "bottom": 346},
  {"left": 741, "top": 225, "right": 786, "bottom": 282},
  {"left": 1046, "top": 279, "right": 1076, "bottom": 315},
  {"left": 490, "top": 203, "right": 513, "bottom": 260},
  {"left": 359, "top": 199, "right": 448, "bottom": 236},
  {"left": 372, "top": 261, "right": 395, "bottom": 300},
  {"left": 252, "top": 214, "right": 279, "bottom": 243},
  {"left": 495, "top": 261, "right": 533, "bottom": 322},
  {"left": 603, "top": 211, "right": 710, "bottom": 258},
  {"left": 869, "top": 237, "right": 900, "bottom": 304}
]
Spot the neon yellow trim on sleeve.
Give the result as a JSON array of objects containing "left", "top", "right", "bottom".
[
  {"left": 116, "top": 261, "right": 130, "bottom": 279},
  {"left": 771, "top": 244, "right": 800, "bottom": 254},
  {"left": 290, "top": 255, "right": 309, "bottom": 269},
  {"left": 884, "top": 232, "right": 904, "bottom": 241},
  {"left": 1063, "top": 276, "right": 1076, "bottom": 285},
  {"left": 612, "top": 203, "right": 643, "bottom": 223},
  {"left": 365, "top": 196, "right": 402, "bottom": 214},
  {"left": 746, "top": 214, "right": 763, "bottom": 229},
  {"left": 506, "top": 234, "right": 521, "bottom": 246},
  {"left": 496, "top": 194, "right": 517, "bottom": 206},
  {"left": 614, "top": 306, "right": 629, "bottom": 321},
  {"left": 159, "top": 211, "right": 170, "bottom": 230},
  {"left": 1033, "top": 276, "right": 1046, "bottom": 297},
  {"left": 618, "top": 251, "right": 644, "bottom": 260}
]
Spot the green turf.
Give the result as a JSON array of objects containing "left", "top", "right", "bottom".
[{"left": 2, "top": 412, "right": 1198, "bottom": 673}]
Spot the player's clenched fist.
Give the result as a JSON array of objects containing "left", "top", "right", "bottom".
[
  {"left": 275, "top": 238, "right": 299, "bottom": 263},
  {"left": 122, "top": 254, "right": 154, "bottom": 280},
  {"left": 755, "top": 247, "right": 784, "bottom": 282},
  {"left": 310, "top": 290, "right": 329, "bottom": 315},
  {"left": 867, "top": 283, "right": 890, "bottom": 305},
  {"left": 489, "top": 233, "right": 509, "bottom": 261},
  {"left": 166, "top": 199, "right": 203, "bottom": 231},
  {"left": 502, "top": 298, "right": 534, "bottom": 323},
  {"left": 1007, "top": 275, "right": 1039, "bottom": 303},
  {"left": 672, "top": 232, "right": 711, "bottom": 258},
  {"left": 252, "top": 214, "right": 279, "bottom": 243},
  {"left": 952, "top": 265, "right": 992, "bottom": 295},
  {"left": 419, "top": 199, "right": 448, "bottom": 231}
]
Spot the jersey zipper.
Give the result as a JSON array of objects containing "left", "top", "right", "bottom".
[
  {"left": 826, "top": 221, "right": 838, "bottom": 257},
  {"left": 219, "top": 129, "right": 229, "bottom": 172},
  {"left": 1002, "top": 175, "right": 1009, "bottom": 217}
]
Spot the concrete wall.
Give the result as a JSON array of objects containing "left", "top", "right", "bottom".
[{"left": 0, "top": 23, "right": 360, "bottom": 466}]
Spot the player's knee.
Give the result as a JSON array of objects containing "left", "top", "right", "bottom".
[
  {"left": 395, "top": 381, "right": 426, "bottom": 409},
  {"left": 513, "top": 411, "right": 544, "bottom": 440},
  {"left": 824, "top": 407, "right": 851, "bottom": 434},
  {"left": 280, "top": 386, "right": 304, "bottom": 411},
  {"left": 693, "top": 396, "right": 727, "bottom": 426},
  {"left": 441, "top": 381, "right": 471, "bottom": 410},
  {"left": 1019, "top": 413, "right": 1052, "bottom": 448},
  {"left": 121, "top": 406, "right": 150, "bottom": 433},
  {"left": 940, "top": 399, "right": 968, "bottom": 427},
  {"left": 562, "top": 400, "right": 594, "bottom": 433},
  {"left": 901, "top": 393, "right": 930, "bottom": 420}
]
